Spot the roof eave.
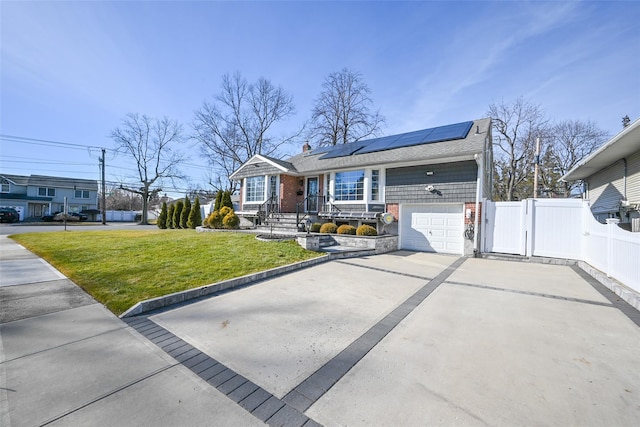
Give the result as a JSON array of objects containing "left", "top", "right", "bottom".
[{"left": 562, "top": 117, "right": 640, "bottom": 182}]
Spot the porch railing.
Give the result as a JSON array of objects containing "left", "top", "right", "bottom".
[{"left": 296, "top": 194, "right": 341, "bottom": 231}]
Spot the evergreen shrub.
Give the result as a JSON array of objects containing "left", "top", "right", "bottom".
[
  {"left": 356, "top": 224, "right": 377, "bottom": 236},
  {"left": 222, "top": 211, "right": 240, "bottom": 229},
  {"left": 337, "top": 224, "right": 356, "bottom": 235},
  {"left": 319, "top": 222, "right": 338, "bottom": 234}
]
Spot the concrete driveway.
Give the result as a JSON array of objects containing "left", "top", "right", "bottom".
[
  {"left": 140, "top": 252, "right": 640, "bottom": 426},
  {"left": 2, "top": 235, "right": 639, "bottom": 426}
]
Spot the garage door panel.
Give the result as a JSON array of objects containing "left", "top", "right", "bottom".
[{"left": 401, "top": 204, "right": 463, "bottom": 254}]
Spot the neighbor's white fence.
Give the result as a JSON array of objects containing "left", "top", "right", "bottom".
[
  {"left": 483, "top": 198, "right": 640, "bottom": 294},
  {"left": 97, "top": 210, "right": 157, "bottom": 222}
]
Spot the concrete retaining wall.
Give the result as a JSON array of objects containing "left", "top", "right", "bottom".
[{"left": 297, "top": 234, "right": 398, "bottom": 254}]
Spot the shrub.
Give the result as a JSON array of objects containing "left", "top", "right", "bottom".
[
  {"left": 356, "top": 224, "right": 377, "bottom": 236},
  {"left": 221, "top": 191, "right": 233, "bottom": 209},
  {"left": 222, "top": 211, "right": 240, "bottom": 229},
  {"left": 157, "top": 202, "right": 168, "bottom": 229},
  {"left": 319, "top": 222, "right": 338, "bottom": 234},
  {"left": 219, "top": 206, "right": 232, "bottom": 217},
  {"left": 214, "top": 190, "right": 223, "bottom": 211},
  {"left": 180, "top": 197, "right": 191, "bottom": 229},
  {"left": 310, "top": 222, "right": 322, "bottom": 233},
  {"left": 337, "top": 224, "right": 357, "bottom": 235},
  {"left": 167, "top": 204, "right": 175, "bottom": 229},
  {"left": 173, "top": 201, "right": 183, "bottom": 229},
  {"left": 206, "top": 210, "right": 223, "bottom": 229},
  {"left": 187, "top": 197, "right": 202, "bottom": 229}
]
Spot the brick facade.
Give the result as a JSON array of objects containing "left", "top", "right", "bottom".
[
  {"left": 464, "top": 202, "right": 482, "bottom": 225},
  {"left": 385, "top": 203, "right": 399, "bottom": 222},
  {"left": 280, "top": 175, "right": 301, "bottom": 213}
]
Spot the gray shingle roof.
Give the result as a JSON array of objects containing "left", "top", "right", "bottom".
[
  {"left": 288, "top": 118, "right": 491, "bottom": 174},
  {"left": 230, "top": 118, "right": 491, "bottom": 179}
]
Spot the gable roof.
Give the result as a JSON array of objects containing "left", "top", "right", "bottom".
[
  {"left": 230, "top": 118, "right": 491, "bottom": 180},
  {"left": 562, "top": 117, "right": 640, "bottom": 181},
  {"left": 229, "top": 154, "right": 294, "bottom": 180}
]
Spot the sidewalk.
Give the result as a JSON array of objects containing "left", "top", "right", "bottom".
[{"left": 0, "top": 235, "right": 263, "bottom": 427}]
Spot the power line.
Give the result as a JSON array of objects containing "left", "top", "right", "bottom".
[{"left": 0, "top": 134, "right": 106, "bottom": 150}]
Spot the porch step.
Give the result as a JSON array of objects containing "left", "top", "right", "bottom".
[
  {"left": 318, "top": 235, "right": 336, "bottom": 248},
  {"left": 259, "top": 212, "right": 304, "bottom": 234}
]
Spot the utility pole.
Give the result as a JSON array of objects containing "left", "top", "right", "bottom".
[
  {"left": 533, "top": 137, "right": 540, "bottom": 198},
  {"left": 100, "top": 148, "right": 107, "bottom": 224}
]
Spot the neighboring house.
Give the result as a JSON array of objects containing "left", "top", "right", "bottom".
[
  {"left": 230, "top": 118, "right": 493, "bottom": 255},
  {"left": 562, "top": 117, "right": 640, "bottom": 226},
  {"left": 0, "top": 174, "right": 99, "bottom": 221}
]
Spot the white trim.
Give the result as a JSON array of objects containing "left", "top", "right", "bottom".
[
  {"left": 243, "top": 175, "right": 267, "bottom": 204},
  {"left": 230, "top": 154, "right": 290, "bottom": 180}
]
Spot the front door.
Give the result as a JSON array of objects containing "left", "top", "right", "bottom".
[{"left": 306, "top": 177, "right": 318, "bottom": 212}]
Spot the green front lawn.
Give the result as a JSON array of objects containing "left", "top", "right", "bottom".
[{"left": 11, "top": 230, "right": 320, "bottom": 315}]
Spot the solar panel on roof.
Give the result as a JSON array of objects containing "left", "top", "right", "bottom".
[
  {"left": 357, "top": 121, "right": 473, "bottom": 155},
  {"left": 319, "top": 140, "right": 369, "bottom": 160},
  {"left": 423, "top": 121, "right": 473, "bottom": 144},
  {"left": 315, "top": 121, "right": 474, "bottom": 159}
]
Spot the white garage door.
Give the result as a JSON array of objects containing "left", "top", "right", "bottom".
[{"left": 400, "top": 204, "right": 464, "bottom": 254}]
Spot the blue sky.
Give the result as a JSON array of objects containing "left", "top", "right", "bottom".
[{"left": 1, "top": 1, "right": 639, "bottom": 197}]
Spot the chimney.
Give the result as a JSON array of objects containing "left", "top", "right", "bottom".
[{"left": 302, "top": 142, "right": 311, "bottom": 152}]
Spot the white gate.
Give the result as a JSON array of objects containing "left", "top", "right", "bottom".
[
  {"left": 483, "top": 200, "right": 527, "bottom": 255},
  {"left": 483, "top": 199, "right": 586, "bottom": 259}
]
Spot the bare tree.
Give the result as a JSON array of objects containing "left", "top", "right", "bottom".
[
  {"left": 540, "top": 119, "right": 607, "bottom": 197},
  {"left": 310, "top": 68, "right": 385, "bottom": 146},
  {"left": 192, "top": 72, "right": 300, "bottom": 192},
  {"left": 487, "top": 97, "right": 548, "bottom": 201},
  {"left": 110, "top": 113, "right": 186, "bottom": 224}
]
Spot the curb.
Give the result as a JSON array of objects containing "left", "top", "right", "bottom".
[
  {"left": 119, "top": 254, "right": 334, "bottom": 318},
  {"left": 577, "top": 261, "right": 640, "bottom": 311}
]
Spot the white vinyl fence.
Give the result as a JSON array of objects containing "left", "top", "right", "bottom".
[{"left": 483, "top": 199, "right": 640, "bottom": 295}]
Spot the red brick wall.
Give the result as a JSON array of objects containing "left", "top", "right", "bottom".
[
  {"left": 385, "top": 203, "right": 399, "bottom": 221},
  {"left": 280, "top": 175, "right": 301, "bottom": 213},
  {"left": 464, "top": 202, "right": 482, "bottom": 224}
]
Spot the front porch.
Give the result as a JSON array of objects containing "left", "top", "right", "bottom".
[{"left": 237, "top": 194, "right": 384, "bottom": 234}]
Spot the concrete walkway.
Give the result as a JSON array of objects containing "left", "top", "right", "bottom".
[{"left": 2, "top": 233, "right": 640, "bottom": 426}]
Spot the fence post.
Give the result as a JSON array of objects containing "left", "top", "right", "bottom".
[
  {"left": 524, "top": 199, "right": 533, "bottom": 256},
  {"left": 605, "top": 218, "right": 620, "bottom": 277}
]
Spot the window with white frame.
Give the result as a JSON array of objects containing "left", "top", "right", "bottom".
[
  {"left": 245, "top": 176, "right": 265, "bottom": 202},
  {"left": 371, "top": 169, "right": 380, "bottom": 201},
  {"left": 75, "top": 190, "right": 90, "bottom": 199},
  {"left": 0, "top": 181, "right": 9, "bottom": 193},
  {"left": 335, "top": 170, "right": 365, "bottom": 201},
  {"left": 38, "top": 187, "right": 56, "bottom": 197}
]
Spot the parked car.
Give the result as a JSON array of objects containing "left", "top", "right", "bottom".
[
  {"left": 42, "top": 212, "right": 60, "bottom": 222},
  {"left": 0, "top": 207, "right": 20, "bottom": 223}
]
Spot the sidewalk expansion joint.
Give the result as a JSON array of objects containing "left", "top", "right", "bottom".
[
  {"left": 446, "top": 280, "right": 615, "bottom": 307},
  {"left": 39, "top": 364, "right": 178, "bottom": 426},
  {"left": 284, "top": 256, "right": 467, "bottom": 413},
  {"left": 0, "top": 326, "right": 128, "bottom": 364},
  {"left": 125, "top": 316, "right": 322, "bottom": 427}
]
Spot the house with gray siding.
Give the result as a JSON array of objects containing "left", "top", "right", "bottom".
[
  {"left": 562, "top": 117, "right": 640, "bottom": 227},
  {"left": 0, "top": 174, "right": 99, "bottom": 221},
  {"left": 230, "top": 118, "right": 493, "bottom": 255}
]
